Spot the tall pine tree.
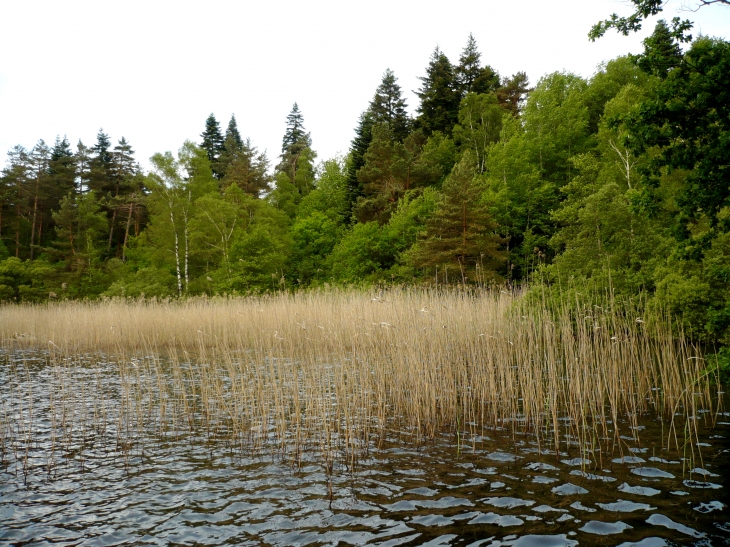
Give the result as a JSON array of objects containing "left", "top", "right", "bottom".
[
  {"left": 410, "top": 154, "right": 504, "bottom": 283},
  {"left": 49, "top": 136, "right": 77, "bottom": 198},
  {"left": 369, "top": 69, "right": 411, "bottom": 141},
  {"left": 497, "top": 73, "right": 531, "bottom": 116},
  {"left": 88, "top": 129, "right": 113, "bottom": 194}
]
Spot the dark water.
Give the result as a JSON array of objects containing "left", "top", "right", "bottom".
[{"left": 1, "top": 354, "right": 729, "bottom": 546}]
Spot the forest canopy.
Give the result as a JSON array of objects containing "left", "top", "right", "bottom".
[{"left": 2, "top": 18, "right": 729, "bottom": 345}]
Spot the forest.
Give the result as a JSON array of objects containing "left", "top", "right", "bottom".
[{"left": 1, "top": 14, "right": 729, "bottom": 348}]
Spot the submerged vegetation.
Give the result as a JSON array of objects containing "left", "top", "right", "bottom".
[{"left": 0, "top": 288, "right": 722, "bottom": 482}]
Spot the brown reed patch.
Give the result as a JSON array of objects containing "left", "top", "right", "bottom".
[{"left": 0, "top": 288, "right": 721, "bottom": 476}]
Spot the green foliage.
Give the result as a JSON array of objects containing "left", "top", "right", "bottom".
[
  {"left": 418, "top": 132, "right": 457, "bottom": 186},
  {"left": 453, "top": 93, "right": 503, "bottom": 173},
  {"left": 200, "top": 114, "right": 225, "bottom": 177},
  {"left": 297, "top": 157, "right": 350, "bottom": 222},
  {"left": 522, "top": 72, "right": 590, "bottom": 185},
  {"left": 345, "top": 112, "right": 374, "bottom": 209},
  {"left": 289, "top": 158, "right": 351, "bottom": 285},
  {"left": 456, "top": 34, "right": 500, "bottom": 96},
  {"left": 581, "top": 56, "right": 652, "bottom": 133},
  {"left": 623, "top": 35, "right": 730, "bottom": 242},
  {"left": 707, "top": 347, "right": 730, "bottom": 385},
  {"left": 416, "top": 47, "right": 461, "bottom": 136},
  {"left": 354, "top": 126, "right": 440, "bottom": 224},
  {"left": 51, "top": 191, "right": 109, "bottom": 273},
  {"left": 328, "top": 221, "right": 384, "bottom": 283},
  {"left": 330, "top": 189, "right": 437, "bottom": 283},
  {"left": 409, "top": 155, "right": 504, "bottom": 283},
  {"left": 485, "top": 115, "right": 555, "bottom": 276},
  {"left": 369, "top": 69, "right": 411, "bottom": 142},
  {"left": 0, "top": 257, "right": 53, "bottom": 302},
  {"left": 588, "top": 0, "right": 693, "bottom": 41},
  {"left": 496, "top": 72, "right": 530, "bottom": 116},
  {"left": 289, "top": 212, "right": 343, "bottom": 285}
]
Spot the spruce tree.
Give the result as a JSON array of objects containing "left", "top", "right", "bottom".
[
  {"left": 416, "top": 47, "right": 461, "bottom": 136},
  {"left": 636, "top": 19, "right": 683, "bottom": 78},
  {"left": 353, "top": 126, "right": 435, "bottom": 225},
  {"left": 277, "top": 103, "right": 313, "bottom": 180},
  {"left": 369, "top": 69, "right": 411, "bottom": 141},
  {"left": 91, "top": 130, "right": 112, "bottom": 164},
  {"left": 88, "top": 129, "right": 113, "bottom": 194},
  {"left": 456, "top": 34, "right": 500, "bottom": 96},
  {"left": 281, "top": 103, "right": 308, "bottom": 153},
  {"left": 345, "top": 111, "right": 374, "bottom": 212},
  {"left": 410, "top": 154, "right": 504, "bottom": 283},
  {"left": 49, "top": 136, "right": 77, "bottom": 198},
  {"left": 457, "top": 34, "right": 481, "bottom": 92},
  {"left": 226, "top": 114, "right": 244, "bottom": 150},
  {"left": 200, "top": 114, "right": 225, "bottom": 178}
]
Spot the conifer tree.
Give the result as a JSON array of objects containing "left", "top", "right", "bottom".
[
  {"left": 276, "top": 103, "right": 314, "bottom": 181},
  {"left": 497, "top": 73, "right": 531, "bottom": 116},
  {"left": 49, "top": 136, "right": 77, "bottom": 198},
  {"left": 88, "top": 129, "right": 113, "bottom": 194},
  {"left": 636, "top": 19, "right": 683, "bottom": 78},
  {"left": 107, "top": 137, "right": 141, "bottom": 255},
  {"left": 200, "top": 114, "right": 225, "bottom": 178},
  {"left": 27, "top": 140, "right": 51, "bottom": 259},
  {"left": 110, "top": 138, "right": 137, "bottom": 183},
  {"left": 75, "top": 140, "right": 92, "bottom": 194},
  {"left": 456, "top": 34, "right": 500, "bottom": 96},
  {"left": 416, "top": 47, "right": 461, "bottom": 136},
  {"left": 345, "top": 111, "right": 374, "bottom": 212},
  {"left": 91, "top": 130, "right": 112, "bottom": 164},
  {"left": 226, "top": 114, "right": 244, "bottom": 150},
  {"left": 222, "top": 139, "right": 271, "bottom": 197},
  {"left": 1, "top": 145, "right": 30, "bottom": 258},
  {"left": 410, "top": 154, "right": 504, "bottom": 283},
  {"left": 51, "top": 191, "right": 108, "bottom": 277},
  {"left": 50, "top": 135, "right": 74, "bottom": 164},
  {"left": 281, "top": 103, "right": 307, "bottom": 152},
  {"left": 353, "top": 126, "right": 436, "bottom": 225},
  {"left": 369, "top": 69, "right": 411, "bottom": 141}
]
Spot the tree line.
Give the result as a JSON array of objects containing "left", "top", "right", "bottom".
[{"left": 1, "top": 21, "right": 729, "bottom": 346}]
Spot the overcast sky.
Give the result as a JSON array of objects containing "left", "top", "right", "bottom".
[{"left": 1, "top": 0, "right": 729, "bottom": 173}]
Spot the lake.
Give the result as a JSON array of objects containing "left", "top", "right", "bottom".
[{"left": 1, "top": 351, "right": 728, "bottom": 546}]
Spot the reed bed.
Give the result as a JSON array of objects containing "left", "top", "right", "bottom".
[{"left": 0, "top": 288, "right": 721, "bottom": 479}]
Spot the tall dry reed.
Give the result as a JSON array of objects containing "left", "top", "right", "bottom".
[{"left": 0, "top": 287, "right": 721, "bottom": 477}]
